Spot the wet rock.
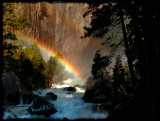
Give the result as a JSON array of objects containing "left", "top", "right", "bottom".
[
  {"left": 82, "top": 89, "right": 94, "bottom": 103},
  {"left": 27, "top": 97, "right": 57, "bottom": 117},
  {"left": 93, "top": 94, "right": 108, "bottom": 103},
  {"left": 6, "top": 93, "right": 20, "bottom": 105},
  {"left": 92, "top": 103, "right": 112, "bottom": 112},
  {"left": 2, "top": 72, "right": 25, "bottom": 105},
  {"left": 22, "top": 92, "right": 40, "bottom": 104},
  {"left": 63, "top": 87, "right": 76, "bottom": 92},
  {"left": 74, "top": 84, "right": 83, "bottom": 88},
  {"left": 45, "top": 92, "right": 57, "bottom": 101},
  {"left": 83, "top": 89, "right": 110, "bottom": 104}
]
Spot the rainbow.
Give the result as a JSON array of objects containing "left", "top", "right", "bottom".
[
  {"left": 16, "top": 32, "right": 81, "bottom": 80},
  {"left": 13, "top": 3, "right": 89, "bottom": 80}
]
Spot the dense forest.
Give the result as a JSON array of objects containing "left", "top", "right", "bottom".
[
  {"left": 1, "top": 0, "right": 160, "bottom": 121},
  {"left": 2, "top": 3, "right": 66, "bottom": 91},
  {"left": 81, "top": 0, "right": 160, "bottom": 121}
]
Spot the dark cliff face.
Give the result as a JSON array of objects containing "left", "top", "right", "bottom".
[{"left": 14, "top": 2, "right": 108, "bottom": 77}]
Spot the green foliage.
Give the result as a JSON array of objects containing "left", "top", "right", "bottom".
[
  {"left": 3, "top": 31, "right": 17, "bottom": 40},
  {"left": 3, "top": 2, "right": 29, "bottom": 75},
  {"left": 82, "top": 3, "right": 119, "bottom": 38},
  {"left": 83, "top": 0, "right": 143, "bottom": 101},
  {"left": 24, "top": 43, "right": 45, "bottom": 69},
  {"left": 3, "top": 41, "right": 18, "bottom": 72},
  {"left": 46, "top": 56, "right": 57, "bottom": 87},
  {"left": 3, "top": 3, "right": 29, "bottom": 40},
  {"left": 112, "top": 55, "right": 133, "bottom": 106},
  {"left": 3, "top": 40, "right": 48, "bottom": 90},
  {"left": 91, "top": 50, "right": 112, "bottom": 96},
  {"left": 112, "top": 55, "right": 125, "bottom": 87},
  {"left": 21, "top": 43, "right": 47, "bottom": 90},
  {"left": 46, "top": 53, "right": 65, "bottom": 87},
  {"left": 82, "top": 2, "right": 144, "bottom": 79},
  {"left": 3, "top": 37, "right": 66, "bottom": 90},
  {"left": 92, "top": 50, "right": 111, "bottom": 79},
  {"left": 16, "top": 52, "right": 35, "bottom": 90},
  {"left": 123, "top": 64, "right": 131, "bottom": 81}
]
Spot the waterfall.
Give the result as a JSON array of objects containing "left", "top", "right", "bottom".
[
  {"left": 97, "top": 104, "right": 101, "bottom": 112},
  {"left": 19, "top": 96, "right": 24, "bottom": 106},
  {"left": 25, "top": 98, "right": 29, "bottom": 105},
  {"left": 17, "top": 96, "right": 32, "bottom": 106}
]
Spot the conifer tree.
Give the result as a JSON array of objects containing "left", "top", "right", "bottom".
[
  {"left": 3, "top": 3, "right": 29, "bottom": 72},
  {"left": 91, "top": 50, "right": 111, "bottom": 95},
  {"left": 112, "top": 55, "right": 125, "bottom": 87},
  {"left": 92, "top": 50, "right": 110, "bottom": 80}
]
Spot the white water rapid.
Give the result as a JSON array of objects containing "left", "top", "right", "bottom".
[{"left": 3, "top": 78, "right": 109, "bottom": 120}]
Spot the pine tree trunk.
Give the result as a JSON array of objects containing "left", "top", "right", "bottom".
[
  {"left": 118, "top": 4, "right": 136, "bottom": 86},
  {"left": 146, "top": 3, "right": 160, "bottom": 120}
]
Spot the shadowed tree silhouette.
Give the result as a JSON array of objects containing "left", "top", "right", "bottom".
[{"left": 82, "top": 0, "right": 160, "bottom": 120}]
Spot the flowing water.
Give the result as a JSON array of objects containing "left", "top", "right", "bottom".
[{"left": 3, "top": 78, "right": 109, "bottom": 120}]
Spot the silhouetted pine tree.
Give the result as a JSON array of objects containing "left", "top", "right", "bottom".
[
  {"left": 91, "top": 50, "right": 111, "bottom": 96},
  {"left": 92, "top": 50, "right": 111, "bottom": 81},
  {"left": 112, "top": 55, "right": 125, "bottom": 87}
]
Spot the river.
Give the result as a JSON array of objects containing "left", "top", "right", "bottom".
[{"left": 3, "top": 78, "right": 109, "bottom": 120}]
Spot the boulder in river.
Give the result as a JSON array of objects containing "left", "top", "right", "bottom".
[
  {"left": 45, "top": 92, "right": 57, "bottom": 101},
  {"left": 22, "top": 92, "right": 40, "bottom": 104},
  {"left": 93, "top": 94, "right": 108, "bottom": 103},
  {"left": 63, "top": 86, "right": 76, "bottom": 92},
  {"left": 82, "top": 89, "right": 94, "bottom": 103},
  {"left": 27, "top": 96, "right": 57, "bottom": 117},
  {"left": 2, "top": 72, "right": 26, "bottom": 105},
  {"left": 82, "top": 89, "right": 110, "bottom": 104}
]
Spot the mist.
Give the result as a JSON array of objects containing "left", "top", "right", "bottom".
[{"left": 14, "top": 2, "right": 124, "bottom": 79}]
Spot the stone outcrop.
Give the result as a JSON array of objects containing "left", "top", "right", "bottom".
[
  {"left": 27, "top": 96, "right": 57, "bottom": 117},
  {"left": 63, "top": 86, "right": 76, "bottom": 92},
  {"left": 93, "top": 94, "right": 109, "bottom": 103},
  {"left": 22, "top": 92, "right": 40, "bottom": 104},
  {"left": 2, "top": 72, "right": 25, "bottom": 105},
  {"left": 82, "top": 89, "right": 95, "bottom": 103},
  {"left": 82, "top": 89, "right": 111, "bottom": 104},
  {"left": 14, "top": 2, "right": 108, "bottom": 77},
  {"left": 45, "top": 92, "right": 57, "bottom": 101}
]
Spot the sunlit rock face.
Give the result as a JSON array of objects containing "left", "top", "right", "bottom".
[{"left": 14, "top": 2, "right": 109, "bottom": 77}]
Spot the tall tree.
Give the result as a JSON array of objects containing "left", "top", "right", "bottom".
[
  {"left": 47, "top": 56, "right": 57, "bottom": 87},
  {"left": 82, "top": 1, "right": 157, "bottom": 120},
  {"left": 91, "top": 50, "right": 111, "bottom": 96},
  {"left": 3, "top": 3, "right": 29, "bottom": 72},
  {"left": 145, "top": 1, "right": 160, "bottom": 120},
  {"left": 82, "top": 1, "right": 136, "bottom": 84},
  {"left": 112, "top": 55, "right": 125, "bottom": 87},
  {"left": 92, "top": 50, "right": 110, "bottom": 80},
  {"left": 112, "top": 55, "right": 133, "bottom": 107},
  {"left": 82, "top": 1, "right": 144, "bottom": 91},
  {"left": 46, "top": 53, "right": 65, "bottom": 87}
]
